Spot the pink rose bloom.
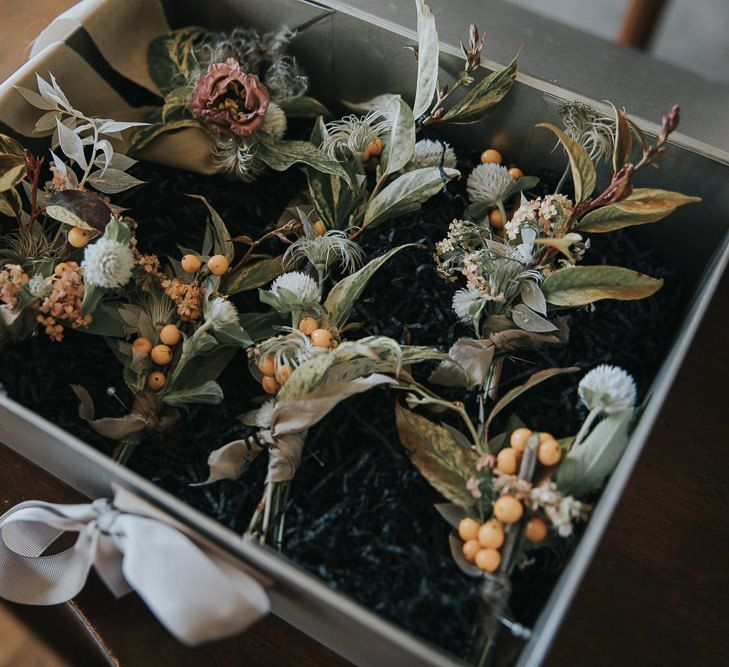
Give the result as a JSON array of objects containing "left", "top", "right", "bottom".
[{"left": 190, "top": 58, "right": 269, "bottom": 137}]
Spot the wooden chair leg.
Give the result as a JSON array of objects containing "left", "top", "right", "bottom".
[{"left": 618, "top": 0, "right": 670, "bottom": 49}]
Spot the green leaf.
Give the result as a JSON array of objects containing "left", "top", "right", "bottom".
[
  {"left": 128, "top": 117, "right": 200, "bottom": 152},
  {"left": 412, "top": 0, "right": 440, "bottom": 119},
  {"left": 341, "top": 94, "right": 402, "bottom": 115},
  {"left": 542, "top": 265, "right": 663, "bottom": 307},
  {"left": 442, "top": 55, "right": 518, "bottom": 124},
  {"left": 0, "top": 187, "right": 22, "bottom": 217},
  {"left": 162, "top": 85, "right": 194, "bottom": 121},
  {"left": 578, "top": 188, "right": 701, "bottom": 233},
  {"left": 80, "top": 302, "right": 126, "bottom": 337},
  {"left": 0, "top": 154, "right": 27, "bottom": 192},
  {"left": 255, "top": 136, "right": 354, "bottom": 188},
  {"left": 306, "top": 118, "right": 362, "bottom": 230},
  {"left": 45, "top": 190, "right": 112, "bottom": 232},
  {"left": 484, "top": 366, "right": 579, "bottom": 440},
  {"left": 81, "top": 283, "right": 105, "bottom": 318},
  {"left": 0, "top": 133, "right": 26, "bottom": 157},
  {"left": 222, "top": 255, "right": 284, "bottom": 295},
  {"left": 187, "top": 194, "right": 234, "bottom": 263},
  {"left": 362, "top": 166, "right": 459, "bottom": 230},
  {"left": 555, "top": 409, "right": 632, "bottom": 496},
  {"left": 148, "top": 27, "right": 203, "bottom": 94},
  {"left": 324, "top": 245, "right": 414, "bottom": 328},
  {"left": 163, "top": 380, "right": 224, "bottom": 407},
  {"left": 395, "top": 403, "right": 477, "bottom": 507},
  {"left": 536, "top": 122, "right": 596, "bottom": 203},
  {"left": 380, "top": 97, "right": 416, "bottom": 176},
  {"left": 608, "top": 101, "right": 632, "bottom": 173},
  {"left": 238, "top": 311, "right": 287, "bottom": 341},
  {"left": 277, "top": 96, "right": 331, "bottom": 118}
]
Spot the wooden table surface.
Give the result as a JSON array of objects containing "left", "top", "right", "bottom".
[{"left": 1, "top": 2, "right": 728, "bottom": 666}]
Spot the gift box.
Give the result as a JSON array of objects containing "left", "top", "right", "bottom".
[{"left": 1, "top": 0, "right": 728, "bottom": 664}]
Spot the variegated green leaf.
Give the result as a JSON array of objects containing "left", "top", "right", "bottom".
[
  {"left": 542, "top": 265, "right": 663, "bottom": 307},
  {"left": 536, "top": 122, "right": 596, "bottom": 203},
  {"left": 412, "top": 0, "right": 440, "bottom": 119},
  {"left": 277, "top": 96, "right": 331, "bottom": 118},
  {"left": 187, "top": 194, "right": 234, "bottom": 263},
  {"left": 362, "top": 166, "right": 458, "bottom": 230},
  {"left": 380, "top": 97, "right": 416, "bottom": 176},
  {"left": 324, "top": 245, "right": 414, "bottom": 328},
  {"left": 222, "top": 255, "right": 284, "bottom": 295},
  {"left": 396, "top": 403, "right": 477, "bottom": 507},
  {"left": 578, "top": 188, "right": 701, "bottom": 233},
  {"left": 0, "top": 154, "right": 26, "bottom": 192},
  {"left": 441, "top": 56, "right": 518, "bottom": 123},
  {"left": 148, "top": 27, "right": 203, "bottom": 94},
  {"left": 255, "top": 136, "right": 354, "bottom": 188}
]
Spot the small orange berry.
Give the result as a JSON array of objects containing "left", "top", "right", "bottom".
[
  {"left": 538, "top": 432, "right": 556, "bottom": 444},
  {"left": 366, "top": 137, "right": 383, "bottom": 157},
  {"left": 509, "top": 167, "right": 524, "bottom": 180},
  {"left": 359, "top": 149, "right": 371, "bottom": 162},
  {"left": 475, "top": 548, "right": 501, "bottom": 573},
  {"left": 462, "top": 539, "right": 481, "bottom": 563},
  {"left": 262, "top": 375, "right": 280, "bottom": 395},
  {"left": 457, "top": 517, "right": 481, "bottom": 542},
  {"left": 489, "top": 209, "right": 505, "bottom": 230},
  {"left": 496, "top": 447, "right": 520, "bottom": 475},
  {"left": 151, "top": 344, "right": 173, "bottom": 365},
  {"left": 258, "top": 355, "right": 276, "bottom": 377},
  {"left": 68, "top": 227, "right": 91, "bottom": 248},
  {"left": 478, "top": 519, "right": 505, "bottom": 549},
  {"left": 538, "top": 438, "right": 562, "bottom": 466},
  {"left": 510, "top": 427, "right": 533, "bottom": 453},
  {"left": 310, "top": 328, "right": 332, "bottom": 349},
  {"left": 493, "top": 495, "right": 524, "bottom": 524},
  {"left": 159, "top": 324, "right": 181, "bottom": 346},
  {"left": 299, "top": 316, "right": 319, "bottom": 335},
  {"left": 313, "top": 220, "right": 326, "bottom": 236},
  {"left": 207, "top": 254, "right": 229, "bottom": 276},
  {"left": 480, "top": 148, "right": 503, "bottom": 165},
  {"left": 525, "top": 517, "right": 548, "bottom": 543},
  {"left": 132, "top": 337, "right": 153, "bottom": 356},
  {"left": 181, "top": 254, "right": 202, "bottom": 273},
  {"left": 276, "top": 363, "right": 293, "bottom": 385},
  {"left": 54, "top": 262, "right": 70, "bottom": 277},
  {"left": 147, "top": 371, "right": 166, "bottom": 391}
]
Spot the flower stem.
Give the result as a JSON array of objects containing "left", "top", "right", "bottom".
[{"left": 572, "top": 407, "right": 600, "bottom": 449}]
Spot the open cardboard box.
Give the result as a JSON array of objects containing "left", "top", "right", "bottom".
[{"left": 1, "top": 0, "right": 728, "bottom": 664}]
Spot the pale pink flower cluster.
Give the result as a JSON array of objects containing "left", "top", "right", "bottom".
[
  {"left": 529, "top": 481, "right": 589, "bottom": 537},
  {"left": 0, "top": 264, "right": 29, "bottom": 308},
  {"left": 505, "top": 195, "right": 574, "bottom": 241},
  {"left": 36, "top": 262, "right": 92, "bottom": 342}
]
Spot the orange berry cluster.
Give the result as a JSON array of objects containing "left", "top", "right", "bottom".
[
  {"left": 496, "top": 427, "right": 562, "bottom": 474},
  {"left": 161, "top": 254, "right": 230, "bottom": 323},
  {"left": 479, "top": 147, "right": 526, "bottom": 234},
  {"left": 359, "top": 137, "right": 383, "bottom": 168},
  {"left": 458, "top": 427, "right": 561, "bottom": 572},
  {"left": 132, "top": 323, "right": 182, "bottom": 392},
  {"left": 256, "top": 317, "right": 335, "bottom": 396}
]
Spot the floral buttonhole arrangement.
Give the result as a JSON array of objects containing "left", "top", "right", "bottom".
[
  {"left": 129, "top": 25, "right": 349, "bottom": 183},
  {"left": 397, "top": 361, "right": 638, "bottom": 662},
  {"left": 0, "top": 74, "right": 147, "bottom": 346}
]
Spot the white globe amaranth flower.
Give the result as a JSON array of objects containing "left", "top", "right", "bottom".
[
  {"left": 452, "top": 286, "right": 482, "bottom": 323},
  {"left": 270, "top": 271, "right": 320, "bottom": 303},
  {"left": 261, "top": 102, "right": 287, "bottom": 139},
  {"left": 410, "top": 139, "right": 457, "bottom": 170},
  {"left": 81, "top": 238, "right": 134, "bottom": 289},
  {"left": 578, "top": 364, "right": 636, "bottom": 414},
  {"left": 207, "top": 296, "right": 238, "bottom": 326},
  {"left": 467, "top": 163, "right": 514, "bottom": 206}
]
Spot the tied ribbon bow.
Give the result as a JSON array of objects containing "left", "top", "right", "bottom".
[{"left": 0, "top": 484, "right": 270, "bottom": 646}]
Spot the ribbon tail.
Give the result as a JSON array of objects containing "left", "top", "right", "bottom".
[{"left": 118, "top": 515, "right": 269, "bottom": 646}]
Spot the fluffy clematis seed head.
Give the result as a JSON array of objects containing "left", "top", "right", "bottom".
[{"left": 190, "top": 58, "right": 270, "bottom": 137}]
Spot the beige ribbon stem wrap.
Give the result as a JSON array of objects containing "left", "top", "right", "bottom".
[{"left": 0, "top": 484, "right": 270, "bottom": 646}]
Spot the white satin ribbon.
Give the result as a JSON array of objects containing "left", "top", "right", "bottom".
[{"left": 0, "top": 484, "right": 270, "bottom": 646}]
